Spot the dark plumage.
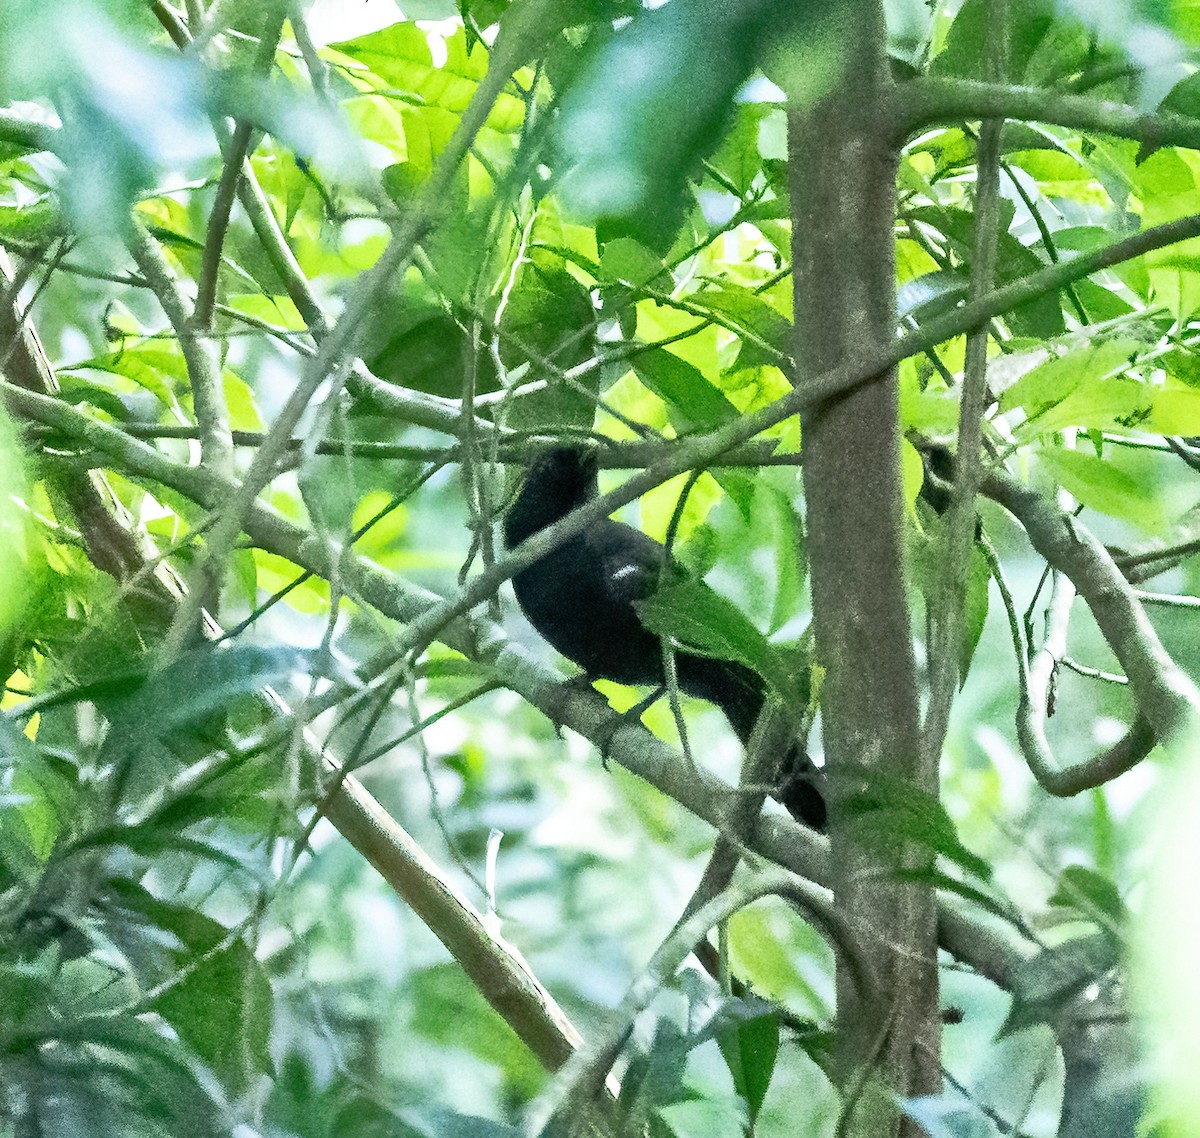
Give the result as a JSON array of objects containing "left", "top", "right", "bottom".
[{"left": 503, "top": 446, "right": 826, "bottom": 831}]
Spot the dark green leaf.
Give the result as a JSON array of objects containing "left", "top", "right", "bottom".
[
  {"left": 557, "top": 0, "right": 841, "bottom": 243},
  {"left": 716, "top": 1008, "right": 779, "bottom": 1126},
  {"left": 103, "top": 645, "right": 306, "bottom": 733},
  {"left": 113, "top": 898, "right": 275, "bottom": 1091},
  {"left": 635, "top": 577, "right": 802, "bottom": 708},
  {"left": 907, "top": 205, "right": 1065, "bottom": 337},
  {"left": 369, "top": 311, "right": 497, "bottom": 399},
  {"left": 959, "top": 542, "right": 989, "bottom": 684},
  {"left": 931, "top": 0, "right": 1068, "bottom": 83},
  {"left": 846, "top": 775, "right": 992, "bottom": 882},
  {"left": 1049, "top": 865, "right": 1127, "bottom": 924},
  {"left": 631, "top": 349, "right": 739, "bottom": 431}
]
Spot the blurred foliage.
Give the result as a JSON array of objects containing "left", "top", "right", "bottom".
[{"left": 1, "top": 0, "right": 1200, "bottom": 1135}]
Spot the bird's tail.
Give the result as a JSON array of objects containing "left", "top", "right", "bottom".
[{"left": 677, "top": 654, "right": 826, "bottom": 831}]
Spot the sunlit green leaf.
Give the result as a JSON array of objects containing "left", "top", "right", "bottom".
[{"left": 1037, "top": 446, "right": 1166, "bottom": 530}]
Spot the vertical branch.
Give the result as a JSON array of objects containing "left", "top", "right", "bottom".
[
  {"left": 922, "top": 0, "right": 1006, "bottom": 763},
  {"left": 125, "top": 221, "right": 233, "bottom": 482},
  {"left": 194, "top": 5, "right": 286, "bottom": 331},
  {"left": 787, "top": 2, "right": 936, "bottom": 1133}
]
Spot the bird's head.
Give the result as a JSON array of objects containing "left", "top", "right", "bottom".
[{"left": 503, "top": 445, "right": 600, "bottom": 546}]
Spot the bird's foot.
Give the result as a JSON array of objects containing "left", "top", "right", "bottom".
[{"left": 534, "top": 671, "right": 597, "bottom": 745}]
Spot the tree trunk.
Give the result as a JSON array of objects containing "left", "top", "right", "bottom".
[{"left": 787, "top": 5, "right": 940, "bottom": 1133}]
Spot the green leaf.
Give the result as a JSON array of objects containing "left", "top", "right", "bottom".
[
  {"left": 109, "top": 882, "right": 273, "bottom": 1092},
  {"left": 369, "top": 311, "right": 495, "bottom": 399},
  {"left": 631, "top": 349, "right": 739, "bottom": 431},
  {"left": 252, "top": 550, "right": 330, "bottom": 615},
  {"left": 39, "top": 1012, "right": 230, "bottom": 1136},
  {"left": 635, "top": 577, "right": 801, "bottom": 707},
  {"left": 898, "top": 269, "right": 969, "bottom": 323},
  {"left": 1049, "top": 865, "right": 1127, "bottom": 924},
  {"left": 1071, "top": 278, "right": 1137, "bottom": 323},
  {"left": 1018, "top": 377, "right": 1151, "bottom": 438},
  {"left": 557, "top": 0, "right": 842, "bottom": 243},
  {"left": 920, "top": 867, "right": 1027, "bottom": 930},
  {"left": 657, "top": 1097, "right": 748, "bottom": 1137},
  {"left": 0, "top": 200, "right": 65, "bottom": 242},
  {"left": 408, "top": 964, "right": 545, "bottom": 1100},
  {"left": 999, "top": 337, "right": 1143, "bottom": 418},
  {"left": 52, "top": 374, "right": 133, "bottom": 421},
  {"left": 500, "top": 265, "right": 597, "bottom": 374},
  {"left": 0, "top": 409, "right": 33, "bottom": 651},
  {"left": 1159, "top": 70, "right": 1200, "bottom": 120},
  {"left": 726, "top": 904, "right": 832, "bottom": 1026},
  {"left": 707, "top": 100, "right": 777, "bottom": 196},
  {"left": 222, "top": 293, "right": 306, "bottom": 332},
  {"left": 222, "top": 368, "right": 263, "bottom": 431},
  {"left": 847, "top": 775, "right": 992, "bottom": 882},
  {"left": 931, "top": 0, "right": 1063, "bottom": 82},
  {"left": 906, "top": 127, "right": 977, "bottom": 180},
  {"left": 908, "top": 205, "right": 1065, "bottom": 337},
  {"left": 960, "top": 541, "right": 989, "bottom": 684},
  {"left": 100, "top": 645, "right": 305, "bottom": 731},
  {"left": 694, "top": 282, "right": 793, "bottom": 365},
  {"left": 502, "top": 264, "right": 600, "bottom": 433},
  {"left": 1037, "top": 446, "right": 1166, "bottom": 530},
  {"left": 716, "top": 1009, "right": 779, "bottom": 1126},
  {"left": 62, "top": 344, "right": 185, "bottom": 409},
  {"left": 150, "top": 936, "right": 273, "bottom": 1093},
  {"left": 1145, "top": 385, "right": 1200, "bottom": 434},
  {"left": 330, "top": 23, "right": 524, "bottom": 129},
  {"left": 679, "top": 475, "right": 806, "bottom": 636},
  {"left": 598, "top": 237, "right": 670, "bottom": 289},
  {"left": 620, "top": 1015, "right": 693, "bottom": 1119},
  {"left": 389, "top": 105, "right": 458, "bottom": 189}
]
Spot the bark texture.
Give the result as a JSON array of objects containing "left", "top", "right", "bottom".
[{"left": 787, "top": 5, "right": 940, "bottom": 1132}]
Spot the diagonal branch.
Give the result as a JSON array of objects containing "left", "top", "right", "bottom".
[
  {"left": 124, "top": 219, "right": 232, "bottom": 479},
  {"left": 3, "top": 376, "right": 1032, "bottom": 998}
]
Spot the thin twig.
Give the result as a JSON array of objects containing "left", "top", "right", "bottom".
[
  {"left": 922, "top": 54, "right": 1005, "bottom": 767},
  {"left": 124, "top": 219, "right": 233, "bottom": 479}
]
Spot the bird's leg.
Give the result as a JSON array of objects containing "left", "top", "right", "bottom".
[
  {"left": 545, "top": 674, "right": 666, "bottom": 768},
  {"left": 594, "top": 684, "right": 666, "bottom": 769},
  {"left": 623, "top": 684, "right": 668, "bottom": 723}
]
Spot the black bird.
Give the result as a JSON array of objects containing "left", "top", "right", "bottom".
[{"left": 503, "top": 446, "right": 826, "bottom": 831}]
